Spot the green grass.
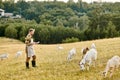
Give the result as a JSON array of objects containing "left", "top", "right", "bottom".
[{"left": 0, "top": 37, "right": 120, "bottom": 80}]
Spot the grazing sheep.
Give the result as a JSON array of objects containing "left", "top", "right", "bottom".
[
  {"left": 103, "top": 55, "right": 120, "bottom": 78},
  {"left": 0, "top": 53, "right": 9, "bottom": 60},
  {"left": 15, "top": 51, "right": 22, "bottom": 58},
  {"left": 79, "top": 48, "right": 97, "bottom": 71},
  {"left": 57, "top": 45, "right": 64, "bottom": 50},
  {"left": 67, "top": 48, "right": 76, "bottom": 62}
]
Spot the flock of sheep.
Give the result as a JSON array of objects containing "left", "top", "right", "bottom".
[
  {"left": 0, "top": 51, "right": 22, "bottom": 60},
  {"left": 65, "top": 43, "right": 120, "bottom": 78},
  {"left": 0, "top": 43, "right": 120, "bottom": 78}
]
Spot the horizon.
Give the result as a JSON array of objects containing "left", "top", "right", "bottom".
[{"left": 13, "top": 0, "right": 120, "bottom": 3}]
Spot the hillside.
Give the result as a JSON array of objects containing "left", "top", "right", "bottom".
[
  {"left": 0, "top": 1, "right": 120, "bottom": 44},
  {"left": 0, "top": 37, "right": 120, "bottom": 80}
]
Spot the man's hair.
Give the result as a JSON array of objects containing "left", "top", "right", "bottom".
[{"left": 29, "top": 28, "right": 35, "bottom": 32}]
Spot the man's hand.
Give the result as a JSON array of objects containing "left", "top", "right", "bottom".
[
  {"left": 37, "top": 41, "right": 40, "bottom": 44},
  {"left": 35, "top": 41, "right": 40, "bottom": 44}
]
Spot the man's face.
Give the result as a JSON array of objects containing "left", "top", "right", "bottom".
[{"left": 30, "top": 30, "right": 35, "bottom": 35}]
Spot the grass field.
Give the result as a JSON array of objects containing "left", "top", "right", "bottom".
[{"left": 0, "top": 37, "right": 120, "bottom": 80}]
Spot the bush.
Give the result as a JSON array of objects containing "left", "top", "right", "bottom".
[
  {"left": 5, "top": 26, "right": 18, "bottom": 39},
  {"left": 34, "top": 25, "right": 50, "bottom": 44},
  {"left": 0, "top": 25, "right": 7, "bottom": 37},
  {"left": 62, "top": 37, "right": 79, "bottom": 43},
  {"left": 20, "top": 36, "right": 26, "bottom": 42},
  {"left": 19, "top": 26, "right": 29, "bottom": 41}
]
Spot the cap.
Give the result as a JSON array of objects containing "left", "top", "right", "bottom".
[{"left": 29, "top": 28, "right": 35, "bottom": 32}]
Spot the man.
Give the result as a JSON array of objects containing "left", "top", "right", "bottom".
[{"left": 25, "top": 28, "right": 39, "bottom": 69}]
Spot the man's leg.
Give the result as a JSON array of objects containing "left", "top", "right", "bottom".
[
  {"left": 26, "top": 57, "right": 30, "bottom": 69},
  {"left": 32, "top": 55, "right": 36, "bottom": 67}
]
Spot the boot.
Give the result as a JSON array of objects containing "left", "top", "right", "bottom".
[
  {"left": 26, "top": 62, "right": 29, "bottom": 69},
  {"left": 32, "top": 60, "right": 36, "bottom": 67}
]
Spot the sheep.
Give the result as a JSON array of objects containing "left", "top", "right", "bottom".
[
  {"left": 79, "top": 48, "right": 97, "bottom": 71},
  {"left": 67, "top": 48, "right": 76, "bottom": 62},
  {"left": 0, "top": 53, "right": 9, "bottom": 60},
  {"left": 15, "top": 51, "right": 22, "bottom": 58},
  {"left": 102, "top": 55, "right": 120, "bottom": 78},
  {"left": 91, "top": 43, "right": 96, "bottom": 49},
  {"left": 57, "top": 45, "right": 64, "bottom": 50}
]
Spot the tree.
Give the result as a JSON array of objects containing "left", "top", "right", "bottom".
[
  {"left": 0, "top": 24, "right": 7, "bottom": 36},
  {"left": 79, "top": 15, "right": 90, "bottom": 31},
  {"left": 3, "top": 1, "right": 17, "bottom": 13},
  {"left": 68, "top": 16, "right": 79, "bottom": 27},
  {"left": 95, "top": 25, "right": 100, "bottom": 39},
  {"left": 34, "top": 26, "right": 50, "bottom": 44},
  {"left": 68, "top": 0, "right": 74, "bottom": 4},
  {"left": 5, "top": 26, "right": 18, "bottom": 39},
  {"left": 106, "top": 21, "right": 118, "bottom": 37},
  {"left": 19, "top": 26, "right": 28, "bottom": 41},
  {"left": 0, "top": 0, "right": 4, "bottom": 9},
  {"left": 56, "top": 19, "right": 64, "bottom": 27},
  {"left": 16, "top": 0, "right": 30, "bottom": 15}
]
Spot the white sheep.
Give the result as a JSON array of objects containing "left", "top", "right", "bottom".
[
  {"left": 103, "top": 55, "right": 120, "bottom": 78},
  {"left": 0, "top": 53, "right": 9, "bottom": 60},
  {"left": 15, "top": 51, "right": 22, "bottom": 58},
  {"left": 79, "top": 48, "right": 97, "bottom": 71},
  {"left": 67, "top": 48, "right": 76, "bottom": 62},
  {"left": 91, "top": 43, "right": 96, "bottom": 49},
  {"left": 57, "top": 45, "right": 64, "bottom": 50}
]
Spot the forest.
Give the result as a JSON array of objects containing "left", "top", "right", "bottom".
[{"left": 0, "top": 0, "right": 120, "bottom": 44}]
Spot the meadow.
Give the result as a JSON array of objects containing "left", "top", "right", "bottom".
[{"left": 0, "top": 37, "right": 120, "bottom": 80}]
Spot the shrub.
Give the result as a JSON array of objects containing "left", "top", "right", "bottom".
[
  {"left": 19, "top": 26, "right": 28, "bottom": 41},
  {"left": 62, "top": 37, "right": 79, "bottom": 43},
  {"left": 5, "top": 26, "right": 18, "bottom": 39},
  {"left": 0, "top": 25, "right": 7, "bottom": 37}
]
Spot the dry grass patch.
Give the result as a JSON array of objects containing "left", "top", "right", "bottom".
[{"left": 0, "top": 37, "right": 120, "bottom": 80}]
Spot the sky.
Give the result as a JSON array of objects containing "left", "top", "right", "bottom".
[{"left": 15, "top": 0, "right": 120, "bottom": 3}]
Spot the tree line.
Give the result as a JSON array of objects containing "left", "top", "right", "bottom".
[{"left": 0, "top": 0, "right": 120, "bottom": 44}]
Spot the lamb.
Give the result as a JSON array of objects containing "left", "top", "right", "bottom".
[
  {"left": 79, "top": 47, "right": 97, "bottom": 71},
  {"left": 67, "top": 48, "right": 76, "bottom": 62},
  {"left": 15, "top": 51, "right": 22, "bottom": 58},
  {"left": 102, "top": 55, "right": 120, "bottom": 78},
  {"left": 0, "top": 53, "right": 9, "bottom": 60}
]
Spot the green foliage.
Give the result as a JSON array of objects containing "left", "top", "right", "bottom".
[
  {"left": 0, "top": 24, "right": 8, "bottom": 36},
  {"left": 0, "top": 1, "right": 120, "bottom": 44},
  {"left": 62, "top": 37, "right": 79, "bottom": 43},
  {"left": 34, "top": 25, "right": 80, "bottom": 44},
  {"left": 19, "top": 26, "right": 28, "bottom": 42},
  {"left": 5, "top": 25, "right": 17, "bottom": 39},
  {"left": 106, "top": 21, "right": 119, "bottom": 38},
  {"left": 34, "top": 25, "right": 51, "bottom": 44}
]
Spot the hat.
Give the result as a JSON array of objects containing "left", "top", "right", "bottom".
[{"left": 29, "top": 28, "right": 35, "bottom": 32}]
